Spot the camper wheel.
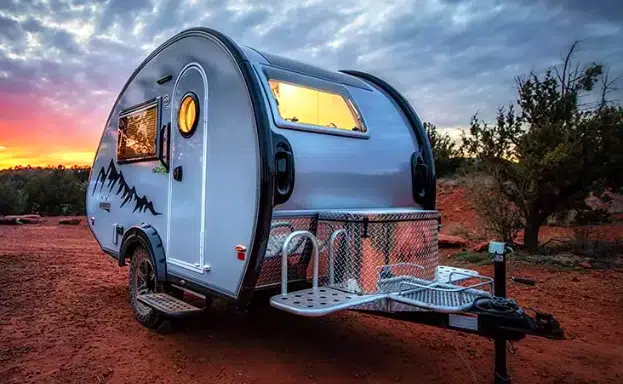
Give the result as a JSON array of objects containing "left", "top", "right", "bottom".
[{"left": 128, "top": 245, "right": 164, "bottom": 329}]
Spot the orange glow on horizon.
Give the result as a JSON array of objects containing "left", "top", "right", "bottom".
[
  {"left": 0, "top": 145, "right": 95, "bottom": 169},
  {"left": 0, "top": 89, "right": 108, "bottom": 170},
  {"left": 0, "top": 117, "right": 101, "bottom": 170}
]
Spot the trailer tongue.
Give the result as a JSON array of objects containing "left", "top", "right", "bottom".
[
  {"left": 262, "top": 212, "right": 564, "bottom": 384},
  {"left": 138, "top": 209, "right": 563, "bottom": 383}
]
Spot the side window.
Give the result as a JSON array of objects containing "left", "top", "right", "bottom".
[
  {"left": 117, "top": 100, "right": 159, "bottom": 163},
  {"left": 268, "top": 79, "right": 366, "bottom": 133}
]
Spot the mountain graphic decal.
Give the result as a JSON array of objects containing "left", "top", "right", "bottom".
[{"left": 93, "top": 159, "right": 161, "bottom": 216}]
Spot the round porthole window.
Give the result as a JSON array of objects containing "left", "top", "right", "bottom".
[{"left": 178, "top": 93, "right": 199, "bottom": 137}]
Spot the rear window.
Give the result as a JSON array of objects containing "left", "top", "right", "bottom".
[{"left": 268, "top": 79, "right": 366, "bottom": 132}]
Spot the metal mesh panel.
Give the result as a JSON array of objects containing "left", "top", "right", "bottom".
[
  {"left": 313, "top": 210, "right": 440, "bottom": 295},
  {"left": 255, "top": 210, "right": 440, "bottom": 294},
  {"left": 255, "top": 215, "right": 317, "bottom": 288}
]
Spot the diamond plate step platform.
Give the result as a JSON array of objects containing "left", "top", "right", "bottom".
[
  {"left": 435, "top": 265, "right": 482, "bottom": 284},
  {"left": 137, "top": 293, "right": 202, "bottom": 316},
  {"left": 270, "top": 287, "right": 385, "bottom": 317},
  {"left": 391, "top": 285, "right": 489, "bottom": 313}
]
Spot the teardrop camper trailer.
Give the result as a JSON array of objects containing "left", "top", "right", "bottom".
[{"left": 87, "top": 27, "right": 563, "bottom": 382}]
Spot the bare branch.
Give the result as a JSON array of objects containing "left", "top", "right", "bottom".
[
  {"left": 561, "top": 41, "right": 579, "bottom": 96},
  {"left": 554, "top": 66, "right": 563, "bottom": 85},
  {"left": 599, "top": 68, "right": 621, "bottom": 107}
]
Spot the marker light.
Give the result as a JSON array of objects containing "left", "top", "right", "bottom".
[{"left": 235, "top": 245, "right": 247, "bottom": 261}]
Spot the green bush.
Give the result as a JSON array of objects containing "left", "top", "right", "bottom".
[
  {"left": 0, "top": 166, "right": 89, "bottom": 216},
  {"left": 423, "top": 122, "right": 466, "bottom": 178}
]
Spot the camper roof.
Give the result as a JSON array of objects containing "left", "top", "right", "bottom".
[{"left": 241, "top": 46, "right": 373, "bottom": 91}]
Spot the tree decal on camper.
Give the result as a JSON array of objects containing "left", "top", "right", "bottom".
[{"left": 92, "top": 159, "right": 161, "bottom": 215}]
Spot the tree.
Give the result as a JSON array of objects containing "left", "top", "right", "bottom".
[
  {"left": 0, "top": 166, "right": 90, "bottom": 216},
  {"left": 462, "top": 173, "right": 524, "bottom": 244},
  {"left": 0, "top": 178, "right": 27, "bottom": 215},
  {"left": 461, "top": 42, "right": 623, "bottom": 250},
  {"left": 424, "top": 122, "right": 461, "bottom": 177}
]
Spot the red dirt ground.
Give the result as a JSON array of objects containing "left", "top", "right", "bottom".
[{"left": 1, "top": 214, "right": 622, "bottom": 383}]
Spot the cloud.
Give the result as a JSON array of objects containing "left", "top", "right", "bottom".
[{"left": 0, "top": 0, "right": 622, "bottom": 168}]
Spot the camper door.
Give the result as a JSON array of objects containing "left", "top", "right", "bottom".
[{"left": 167, "top": 65, "right": 208, "bottom": 272}]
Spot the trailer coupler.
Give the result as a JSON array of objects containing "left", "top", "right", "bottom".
[
  {"left": 529, "top": 307, "right": 565, "bottom": 340},
  {"left": 465, "top": 296, "right": 564, "bottom": 340}
]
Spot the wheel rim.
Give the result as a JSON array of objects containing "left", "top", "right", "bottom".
[{"left": 134, "top": 256, "right": 156, "bottom": 316}]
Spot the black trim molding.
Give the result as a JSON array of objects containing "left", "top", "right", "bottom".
[{"left": 157, "top": 74, "right": 173, "bottom": 85}]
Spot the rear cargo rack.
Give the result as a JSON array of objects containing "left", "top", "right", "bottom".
[{"left": 268, "top": 211, "right": 493, "bottom": 315}]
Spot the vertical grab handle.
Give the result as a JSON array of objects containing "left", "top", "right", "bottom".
[
  {"left": 158, "top": 123, "right": 170, "bottom": 171},
  {"left": 275, "top": 147, "right": 294, "bottom": 197},
  {"left": 327, "top": 229, "right": 348, "bottom": 286},
  {"left": 281, "top": 231, "right": 319, "bottom": 296},
  {"left": 273, "top": 133, "right": 295, "bottom": 206}
]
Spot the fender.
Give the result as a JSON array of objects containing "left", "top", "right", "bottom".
[{"left": 118, "top": 223, "right": 167, "bottom": 283}]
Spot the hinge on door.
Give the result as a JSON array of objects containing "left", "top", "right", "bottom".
[{"left": 199, "top": 231, "right": 210, "bottom": 272}]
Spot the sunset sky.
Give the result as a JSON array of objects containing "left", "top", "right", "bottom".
[{"left": 1, "top": 0, "right": 622, "bottom": 169}]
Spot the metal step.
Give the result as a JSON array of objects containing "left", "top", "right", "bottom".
[
  {"left": 270, "top": 287, "right": 384, "bottom": 317},
  {"left": 391, "top": 284, "right": 490, "bottom": 313},
  {"left": 137, "top": 293, "right": 202, "bottom": 316}
]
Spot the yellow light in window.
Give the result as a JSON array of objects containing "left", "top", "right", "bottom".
[
  {"left": 267, "top": 79, "right": 365, "bottom": 132},
  {"left": 178, "top": 94, "right": 198, "bottom": 136}
]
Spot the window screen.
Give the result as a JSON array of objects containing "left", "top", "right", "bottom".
[
  {"left": 268, "top": 80, "right": 366, "bottom": 132},
  {"left": 117, "top": 100, "right": 159, "bottom": 163}
]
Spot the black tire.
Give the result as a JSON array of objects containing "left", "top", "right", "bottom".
[{"left": 128, "top": 245, "right": 164, "bottom": 329}]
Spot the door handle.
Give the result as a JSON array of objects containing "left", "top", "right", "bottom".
[{"left": 173, "top": 166, "right": 183, "bottom": 182}]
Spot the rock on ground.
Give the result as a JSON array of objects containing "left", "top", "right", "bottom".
[
  {"left": 471, "top": 241, "right": 490, "bottom": 252},
  {"left": 59, "top": 218, "right": 81, "bottom": 225},
  {"left": 438, "top": 233, "right": 468, "bottom": 248},
  {"left": 0, "top": 215, "right": 43, "bottom": 225}
]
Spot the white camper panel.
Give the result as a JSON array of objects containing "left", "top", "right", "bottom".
[{"left": 87, "top": 33, "right": 261, "bottom": 297}]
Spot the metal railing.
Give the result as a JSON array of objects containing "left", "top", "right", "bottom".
[
  {"left": 327, "top": 228, "right": 349, "bottom": 286},
  {"left": 280, "top": 230, "right": 320, "bottom": 296}
]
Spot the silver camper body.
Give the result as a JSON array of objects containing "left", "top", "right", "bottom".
[
  {"left": 86, "top": 29, "right": 565, "bottom": 383},
  {"left": 86, "top": 27, "right": 490, "bottom": 319}
]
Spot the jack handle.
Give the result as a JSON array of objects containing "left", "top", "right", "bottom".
[{"left": 506, "top": 246, "right": 537, "bottom": 286}]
